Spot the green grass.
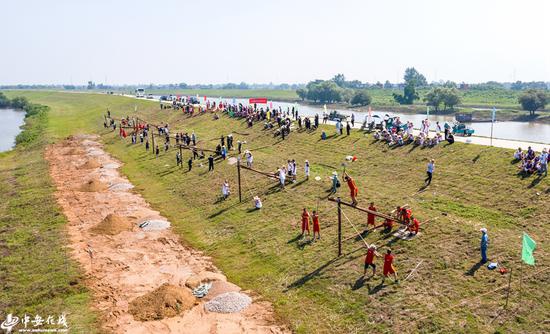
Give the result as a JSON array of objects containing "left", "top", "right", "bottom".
[
  {"left": 3, "top": 91, "right": 549, "bottom": 333},
  {"left": 0, "top": 103, "right": 98, "bottom": 332}
]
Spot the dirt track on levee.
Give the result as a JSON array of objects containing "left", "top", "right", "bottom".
[{"left": 46, "top": 135, "right": 289, "bottom": 334}]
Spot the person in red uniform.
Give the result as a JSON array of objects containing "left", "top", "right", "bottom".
[
  {"left": 383, "top": 249, "right": 398, "bottom": 283},
  {"left": 408, "top": 216, "right": 420, "bottom": 236},
  {"left": 383, "top": 217, "right": 395, "bottom": 232},
  {"left": 301, "top": 208, "right": 310, "bottom": 237},
  {"left": 363, "top": 245, "right": 379, "bottom": 276},
  {"left": 312, "top": 210, "right": 321, "bottom": 240},
  {"left": 367, "top": 202, "right": 377, "bottom": 227},
  {"left": 344, "top": 172, "right": 358, "bottom": 206}
]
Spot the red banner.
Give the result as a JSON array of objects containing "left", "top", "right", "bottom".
[{"left": 249, "top": 98, "right": 268, "bottom": 104}]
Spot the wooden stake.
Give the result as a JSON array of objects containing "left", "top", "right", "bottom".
[
  {"left": 504, "top": 268, "right": 513, "bottom": 309},
  {"left": 179, "top": 145, "right": 183, "bottom": 168},
  {"left": 237, "top": 157, "right": 242, "bottom": 203},
  {"left": 151, "top": 131, "right": 155, "bottom": 155},
  {"left": 337, "top": 197, "right": 342, "bottom": 257}
]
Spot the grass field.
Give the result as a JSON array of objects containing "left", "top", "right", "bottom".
[
  {"left": 2, "top": 91, "right": 549, "bottom": 333},
  {"left": 0, "top": 101, "right": 98, "bottom": 332}
]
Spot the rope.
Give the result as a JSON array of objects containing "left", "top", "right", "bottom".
[
  {"left": 413, "top": 266, "right": 549, "bottom": 323},
  {"left": 340, "top": 206, "right": 369, "bottom": 248}
]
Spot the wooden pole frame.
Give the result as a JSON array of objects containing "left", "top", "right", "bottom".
[{"left": 328, "top": 197, "right": 407, "bottom": 225}]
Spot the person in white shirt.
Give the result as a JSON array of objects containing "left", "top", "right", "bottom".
[
  {"left": 278, "top": 167, "right": 286, "bottom": 188},
  {"left": 539, "top": 149, "right": 548, "bottom": 176},
  {"left": 425, "top": 159, "right": 435, "bottom": 185},
  {"left": 304, "top": 160, "right": 310, "bottom": 180},
  {"left": 254, "top": 196, "right": 262, "bottom": 209},
  {"left": 514, "top": 147, "right": 523, "bottom": 160},
  {"left": 221, "top": 180, "right": 230, "bottom": 200},
  {"left": 246, "top": 151, "right": 253, "bottom": 168}
]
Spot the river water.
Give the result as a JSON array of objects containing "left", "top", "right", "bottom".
[
  {"left": 151, "top": 95, "right": 550, "bottom": 144},
  {"left": 0, "top": 109, "right": 26, "bottom": 152}
]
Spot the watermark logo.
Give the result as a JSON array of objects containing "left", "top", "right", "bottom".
[
  {"left": 1, "top": 314, "right": 19, "bottom": 334},
  {"left": 1, "top": 313, "right": 68, "bottom": 333}
]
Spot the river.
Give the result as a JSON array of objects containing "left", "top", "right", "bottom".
[{"left": 0, "top": 109, "right": 26, "bottom": 152}]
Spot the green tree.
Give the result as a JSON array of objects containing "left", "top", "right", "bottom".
[
  {"left": 0, "top": 92, "right": 9, "bottom": 108},
  {"left": 519, "top": 89, "right": 548, "bottom": 116},
  {"left": 424, "top": 87, "right": 461, "bottom": 111},
  {"left": 424, "top": 87, "right": 444, "bottom": 111},
  {"left": 296, "top": 88, "right": 307, "bottom": 101},
  {"left": 332, "top": 73, "right": 346, "bottom": 88},
  {"left": 441, "top": 88, "right": 461, "bottom": 110},
  {"left": 404, "top": 67, "right": 427, "bottom": 86},
  {"left": 393, "top": 82, "right": 419, "bottom": 105},
  {"left": 350, "top": 90, "right": 372, "bottom": 106},
  {"left": 383, "top": 80, "right": 393, "bottom": 89},
  {"left": 10, "top": 96, "right": 29, "bottom": 109}
]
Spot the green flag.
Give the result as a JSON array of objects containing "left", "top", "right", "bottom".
[{"left": 521, "top": 233, "right": 536, "bottom": 265}]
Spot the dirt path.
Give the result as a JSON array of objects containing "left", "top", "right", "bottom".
[{"left": 46, "top": 135, "right": 289, "bottom": 334}]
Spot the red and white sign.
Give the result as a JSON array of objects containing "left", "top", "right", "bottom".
[{"left": 249, "top": 98, "right": 268, "bottom": 104}]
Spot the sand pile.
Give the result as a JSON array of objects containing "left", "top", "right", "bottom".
[
  {"left": 90, "top": 214, "right": 133, "bottom": 235},
  {"left": 80, "top": 159, "right": 101, "bottom": 169},
  {"left": 79, "top": 178, "right": 108, "bottom": 192},
  {"left": 129, "top": 283, "right": 196, "bottom": 321}
]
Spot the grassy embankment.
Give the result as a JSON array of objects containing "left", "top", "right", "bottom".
[
  {"left": 5, "top": 91, "right": 550, "bottom": 333},
  {"left": 0, "top": 97, "right": 98, "bottom": 332}
]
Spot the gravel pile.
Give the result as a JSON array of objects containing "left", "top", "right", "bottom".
[
  {"left": 109, "top": 183, "right": 134, "bottom": 191},
  {"left": 204, "top": 292, "right": 251, "bottom": 313},
  {"left": 102, "top": 163, "right": 119, "bottom": 169},
  {"left": 139, "top": 219, "right": 171, "bottom": 231}
]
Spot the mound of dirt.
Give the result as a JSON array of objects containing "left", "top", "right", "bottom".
[
  {"left": 79, "top": 178, "right": 108, "bottom": 192},
  {"left": 65, "top": 147, "right": 84, "bottom": 155},
  {"left": 90, "top": 214, "right": 133, "bottom": 235},
  {"left": 129, "top": 283, "right": 196, "bottom": 321},
  {"left": 80, "top": 159, "right": 101, "bottom": 169}
]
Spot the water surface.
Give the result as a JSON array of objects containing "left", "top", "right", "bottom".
[{"left": 0, "top": 109, "right": 26, "bottom": 152}]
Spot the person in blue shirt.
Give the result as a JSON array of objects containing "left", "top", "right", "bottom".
[{"left": 480, "top": 228, "right": 489, "bottom": 263}]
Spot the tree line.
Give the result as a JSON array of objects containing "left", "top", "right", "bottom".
[{"left": 295, "top": 68, "right": 548, "bottom": 114}]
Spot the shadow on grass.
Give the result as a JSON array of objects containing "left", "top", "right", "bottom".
[
  {"left": 367, "top": 281, "right": 387, "bottom": 295},
  {"left": 284, "top": 256, "right": 340, "bottom": 291},
  {"left": 408, "top": 144, "right": 418, "bottom": 153},
  {"left": 156, "top": 167, "right": 179, "bottom": 177},
  {"left": 208, "top": 201, "right": 241, "bottom": 219},
  {"left": 465, "top": 260, "right": 484, "bottom": 276},
  {"left": 291, "top": 179, "right": 307, "bottom": 188},
  {"left": 287, "top": 234, "right": 302, "bottom": 244},
  {"left": 352, "top": 275, "right": 367, "bottom": 290},
  {"left": 263, "top": 183, "right": 284, "bottom": 196},
  {"left": 528, "top": 175, "right": 545, "bottom": 188}
]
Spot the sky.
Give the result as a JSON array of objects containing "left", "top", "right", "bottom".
[{"left": 1, "top": 0, "right": 549, "bottom": 85}]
